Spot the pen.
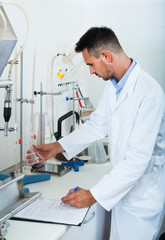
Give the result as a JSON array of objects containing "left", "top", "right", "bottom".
[
  {"left": 71, "top": 186, "right": 79, "bottom": 193},
  {"left": 60, "top": 186, "right": 79, "bottom": 205}
]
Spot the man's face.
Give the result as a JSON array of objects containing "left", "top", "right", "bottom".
[{"left": 82, "top": 48, "right": 113, "bottom": 81}]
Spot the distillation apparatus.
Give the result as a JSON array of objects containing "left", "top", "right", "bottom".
[
  {"left": 33, "top": 82, "right": 62, "bottom": 144},
  {"left": 0, "top": 4, "right": 17, "bottom": 136},
  {"left": 56, "top": 51, "right": 89, "bottom": 131},
  {"left": 0, "top": 3, "right": 41, "bottom": 239},
  {"left": 33, "top": 52, "right": 84, "bottom": 145},
  {"left": 33, "top": 52, "right": 90, "bottom": 163}
]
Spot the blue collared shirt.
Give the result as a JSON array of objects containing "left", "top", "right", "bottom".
[{"left": 111, "top": 59, "right": 136, "bottom": 100}]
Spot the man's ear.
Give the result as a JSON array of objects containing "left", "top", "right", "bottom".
[{"left": 100, "top": 51, "right": 112, "bottom": 64}]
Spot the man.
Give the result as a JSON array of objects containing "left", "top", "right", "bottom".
[{"left": 27, "top": 27, "right": 165, "bottom": 239}]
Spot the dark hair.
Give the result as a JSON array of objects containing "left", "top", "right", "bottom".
[{"left": 75, "top": 27, "right": 123, "bottom": 58}]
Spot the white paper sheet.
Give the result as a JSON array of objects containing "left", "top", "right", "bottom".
[{"left": 14, "top": 198, "right": 89, "bottom": 226}]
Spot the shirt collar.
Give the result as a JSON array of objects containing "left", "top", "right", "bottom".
[{"left": 111, "top": 58, "right": 137, "bottom": 95}]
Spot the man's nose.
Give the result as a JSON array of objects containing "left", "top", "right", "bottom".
[{"left": 89, "top": 66, "right": 95, "bottom": 74}]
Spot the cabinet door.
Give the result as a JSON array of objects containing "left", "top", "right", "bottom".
[{"left": 60, "top": 203, "right": 110, "bottom": 240}]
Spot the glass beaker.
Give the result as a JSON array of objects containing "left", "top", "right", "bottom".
[{"left": 87, "top": 140, "right": 107, "bottom": 163}]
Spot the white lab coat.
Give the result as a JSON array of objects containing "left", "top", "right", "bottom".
[{"left": 59, "top": 63, "right": 165, "bottom": 240}]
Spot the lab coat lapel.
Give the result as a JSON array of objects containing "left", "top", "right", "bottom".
[
  {"left": 113, "top": 63, "right": 140, "bottom": 113},
  {"left": 109, "top": 86, "right": 117, "bottom": 112},
  {"left": 114, "top": 91, "right": 128, "bottom": 112}
]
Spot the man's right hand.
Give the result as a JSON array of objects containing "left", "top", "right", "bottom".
[{"left": 26, "top": 142, "right": 63, "bottom": 164}]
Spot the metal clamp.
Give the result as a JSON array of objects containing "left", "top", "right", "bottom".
[
  {"left": 16, "top": 98, "right": 34, "bottom": 104},
  {"left": 57, "top": 81, "right": 76, "bottom": 87},
  {"left": 0, "top": 127, "right": 17, "bottom": 133},
  {"left": 66, "top": 97, "right": 89, "bottom": 101},
  {"left": 33, "top": 90, "right": 61, "bottom": 96},
  {"left": 8, "top": 60, "right": 18, "bottom": 65}
]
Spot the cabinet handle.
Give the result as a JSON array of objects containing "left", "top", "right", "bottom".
[{"left": 83, "top": 211, "right": 95, "bottom": 224}]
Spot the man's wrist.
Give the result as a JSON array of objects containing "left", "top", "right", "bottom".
[
  {"left": 54, "top": 142, "right": 63, "bottom": 154},
  {"left": 88, "top": 190, "right": 97, "bottom": 205}
]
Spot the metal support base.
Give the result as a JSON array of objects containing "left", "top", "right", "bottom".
[
  {"left": 0, "top": 221, "right": 10, "bottom": 240},
  {"left": 0, "top": 174, "right": 41, "bottom": 239}
]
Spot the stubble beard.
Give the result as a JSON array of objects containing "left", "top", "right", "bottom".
[{"left": 102, "top": 67, "right": 113, "bottom": 81}]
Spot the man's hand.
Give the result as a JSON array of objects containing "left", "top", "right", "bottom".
[
  {"left": 61, "top": 187, "right": 96, "bottom": 208},
  {"left": 26, "top": 142, "right": 63, "bottom": 164}
]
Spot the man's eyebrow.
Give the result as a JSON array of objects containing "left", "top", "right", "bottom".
[{"left": 86, "top": 63, "right": 93, "bottom": 66}]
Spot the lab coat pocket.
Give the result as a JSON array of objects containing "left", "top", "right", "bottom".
[{"left": 122, "top": 171, "right": 162, "bottom": 213}]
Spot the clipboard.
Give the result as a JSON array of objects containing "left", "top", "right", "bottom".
[{"left": 12, "top": 198, "right": 89, "bottom": 226}]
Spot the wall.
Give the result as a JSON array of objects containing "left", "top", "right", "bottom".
[
  {"left": 0, "top": 0, "right": 164, "bottom": 171},
  {"left": 81, "top": 0, "right": 165, "bottom": 101}
]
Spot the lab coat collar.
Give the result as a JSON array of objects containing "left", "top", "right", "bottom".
[
  {"left": 123, "top": 62, "right": 140, "bottom": 94},
  {"left": 112, "top": 63, "right": 141, "bottom": 112}
]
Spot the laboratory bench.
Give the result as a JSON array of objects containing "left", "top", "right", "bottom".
[{"left": 6, "top": 159, "right": 111, "bottom": 240}]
